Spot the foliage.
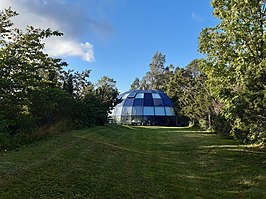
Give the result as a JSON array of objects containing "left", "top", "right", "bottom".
[
  {"left": 29, "top": 88, "right": 74, "bottom": 125},
  {"left": 130, "top": 77, "right": 140, "bottom": 90},
  {"left": 0, "top": 8, "right": 66, "bottom": 135},
  {"left": 62, "top": 69, "right": 92, "bottom": 99},
  {"left": 167, "top": 59, "right": 220, "bottom": 129},
  {"left": 199, "top": 0, "right": 266, "bottom": 143},
  {"left": 0, "top": 8, "right": 118, "bottom": 148},
  {"left": 94, "top": 76, "right": 119, "bottom": 123},
  {"left": 131, "top": 51, "right": 174, "bottom": 91}
]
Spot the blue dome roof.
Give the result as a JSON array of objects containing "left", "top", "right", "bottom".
[{"left": 112, "top": 90, "right": 176, "bottom": 126}]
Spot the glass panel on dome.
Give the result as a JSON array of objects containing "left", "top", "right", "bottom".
[
  {"left": 165, "top": 107, "right": 175, "bottom": 116},
  {"left": 135, "top": 93, "right": 144, "bottom": 98},
  {"left": 131, "top": 116, "right": 143, "bottom": 124},
  {"left": 163, "top": 98, "right": 174, "bottom": 106},
  {"left": 128, "top": 91, "right": 138, "bottom": 98},
  {"left": 115, "top": 101, "right": 123, "bottom": 107},
  {"left": 115, "top": 106, "right": 122, "bottom": 116},
  {"left": 159, "top": 93, "right": 167, "bottom": 99},
  {"left": 143, "top": 107, "right": 154, "bottom": 115},
  {"left": 122, "top": 106, "right": 132, "bottom": 115},
  {"left": 155, "top": 107, "right": 165, "bottom": 116},
  {"left": 133, "top": 98, "right": 143, "bottom": 106},
  {"left": 153, "top": 98, "right": 164, "bottom": 106},
  {"left": 122, "top": 93, "right": 130, "bottom": 99},
  {"left": 124, "top": 98, "right": 134, "bottom": 106},
  {"left": 143, "top": 116, "right": 154, "bottom": 125},
  {"left": 152, "top": 93, "right": 161, "bottom": 99},
  {"left": 121, "top": 116, "right": 132, "bottom": 124},
  {"left": 144, "top": 93, "right": 153, "bottom": 106},
  {"left": 144, "top": 93, "right": 152, "bottom": 99},
  {"left": 144, "top": 99, "right": 154, "bottom": 106},
  {"left": 157, "top": 90, "right": 165, "bottom": 95},
  {"left": 117, "top": 91, "right": 129, "bottom": 99},
  {"left": 132, "top": 106, "right": 143, "bottom": 115},
  {"left": 167, "top": 116, "right": 176, "bottom": 126},
  {"left": 151, "top": 90, "right": 157, "bottom": 93},
  {"left": 154, "top": 116, "right": 167, "bottom": 125}
]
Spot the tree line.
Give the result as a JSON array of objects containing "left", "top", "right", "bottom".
[
  {"left": 0, "top": 8, "right": 118, "bottom": 147},
  {"left": 1, "top": 1, "right": 265, "bottom": 146},
  {"left": 131, "top": 1, "right": 266, "bottom": 145}
]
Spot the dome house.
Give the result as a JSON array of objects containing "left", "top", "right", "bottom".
[{"left": 112, "top": 90, "right": 176, "bottom": 126}]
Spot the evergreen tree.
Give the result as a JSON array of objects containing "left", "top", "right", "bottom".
[
  {"left": 131, "top": 51, "right": 174, "bottom": 91},
  {"left": 130, "top": 77, "right": 140, "bottom": 90},
  {"left": 149, "top": 51, "right": 166, "bottom": 89}
]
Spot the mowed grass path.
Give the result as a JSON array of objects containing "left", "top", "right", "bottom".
[{"left": 0, "top": 125, "right": 266, "bottom": 198}]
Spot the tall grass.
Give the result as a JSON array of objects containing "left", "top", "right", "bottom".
[{"left": 0, "top": 119, "right": 76, "bottom": 150}]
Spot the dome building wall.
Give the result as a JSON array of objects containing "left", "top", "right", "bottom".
[{"left": 112, "top": 90, "right": 176, "bottom": 126}]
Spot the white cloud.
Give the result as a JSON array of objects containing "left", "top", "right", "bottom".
[
  {"left": 0, "top": 0, "right": 114, "bottom": 62},
  {"left": 44, "top": 38, "right": 95, "bottom": 62},
  {"left": 191, "top": 11, "right": 204, "bottom": 22},
  {"left": 80, "top": 42, "right": 95, "bottom": 62}
]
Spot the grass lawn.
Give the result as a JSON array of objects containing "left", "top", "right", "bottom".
[{"left": 0, "top": 125, "right": 266, "bottom": 198}]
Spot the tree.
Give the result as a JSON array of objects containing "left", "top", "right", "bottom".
[
  {"left": 167, "top": 59, "right": 218, "bottom": 129},
  {"left": 130, "top": 77, "right": 140, "bottom": 90},
  {"left": 148, "top": 51, "right": 166, "bottom": 89},
  {"left": 161, "top": 64, "right": 174, "bottom": 91},
  {"left": 62, "top": 69, "right": 92, "bottom": 99},
  {"left": 62, "top": 71, "right": 74, "bottom": 95},
  {"left": 94, "top": 76, "right": 119, "bottom": 124},
  {"left": 199, "top": 0, "right": 266, "bottom": 143},
  {"left": 132, "top": 51, "right": 174, "bottom": 91},
  {"left": 0, "top": 8, "right": 66, "bottom": 134}
]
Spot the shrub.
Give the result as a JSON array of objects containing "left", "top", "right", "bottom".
[{"left": 212, "top": 114, "right": 231, "bottom": 136}]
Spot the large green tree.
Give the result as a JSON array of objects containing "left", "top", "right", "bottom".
[
  {"left": 132, "top": 51, "right": 174, "bottom": 91},
  {"left": 0, "top": 8, "right": 66, "bottom": 133},
  {"left": 148, "top": 51, "right": 166, "bottom": 90},
  {"left": 167, "top": 60, "right": 219, "bottom": 129},
  {"left": 199, "top": 0, "right": 266, "bottom": 143}
]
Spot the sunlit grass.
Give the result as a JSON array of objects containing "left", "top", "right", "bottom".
[{"left": 0, "top": 124, "right": 265, "bottom": 198}]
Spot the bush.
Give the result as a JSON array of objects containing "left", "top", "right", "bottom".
[
  {"left": 0, "top": 119, "right": 76, "bottom": 150},
  {"left": 199, "top": 118, "right": 208, "bottom": 130},
  {"left": 0, "top": 115, "right": 9, "bottom": 135},
  {"left": 212, "top": 114, "right": 231, "bottom": 136},
  {"left": 29, "top": 88, "right": 75, "bottom": 125}
]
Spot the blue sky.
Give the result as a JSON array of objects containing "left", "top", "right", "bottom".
[{"left": 1, "top": 0, "right": 218, "bottom": 92}]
